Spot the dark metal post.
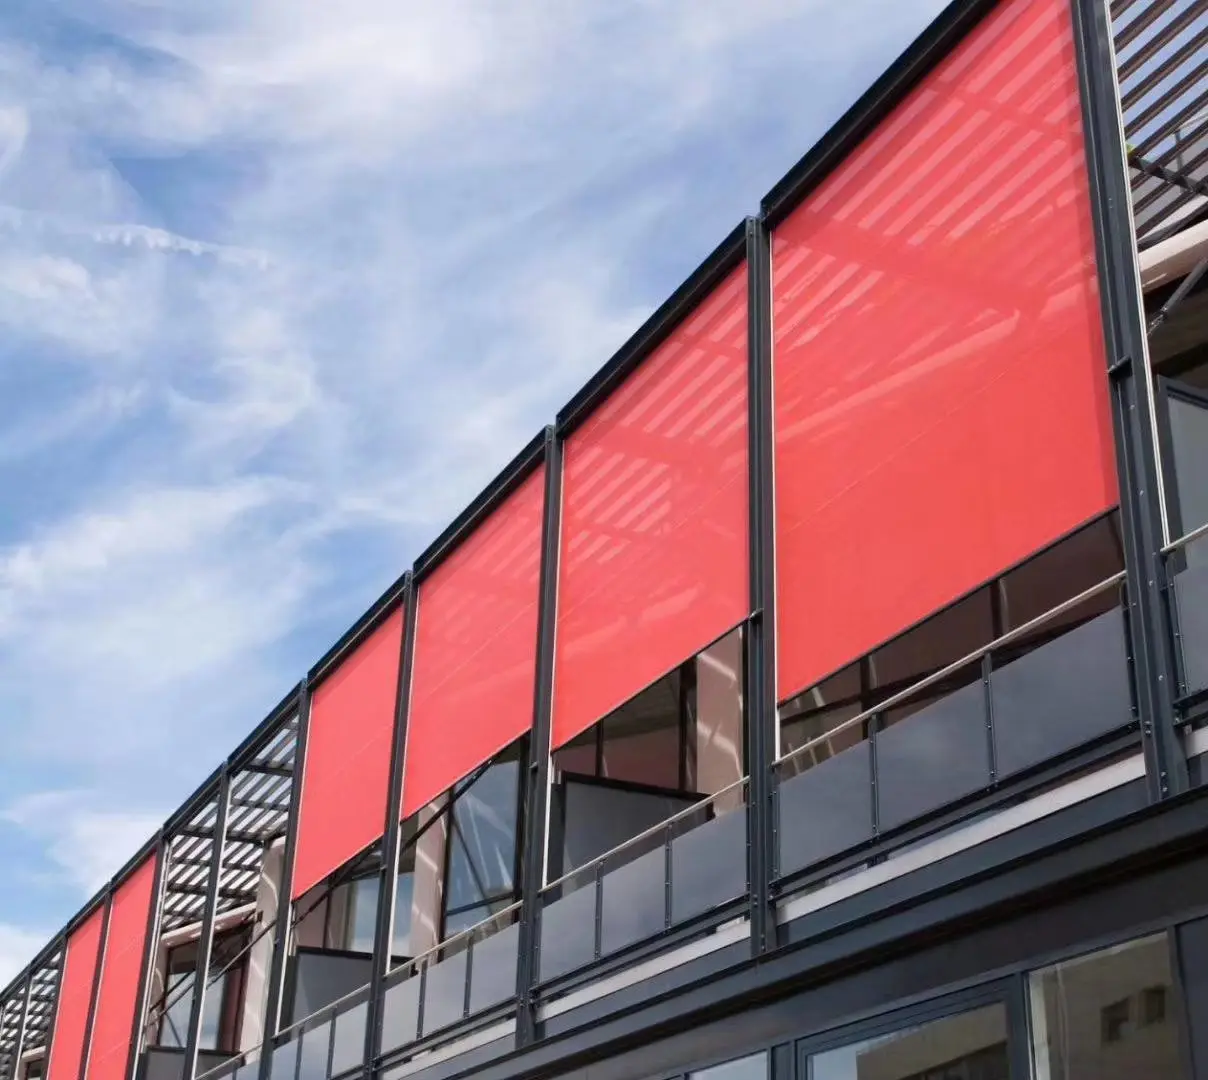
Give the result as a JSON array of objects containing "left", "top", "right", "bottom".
[
  {"left": 182, "top": 768, "right": 232, "bottom": 1080},
  {"left": 125, "top": 837, "right": 168, "bottom": 1080},
  {"left": 364, "top": 578, "right": 417, "bottom": 1076},
  {"left": 5, "top": 976, "right": 33, "bottom": 1080},
  {"left": 78, "top": 891, "right": 114, "bottom": 1080},
  {"left": 1070, "top": 0, "right": 1188, "bottom": 800},
  {"left": 258, "top": 681, "right": 313, "bottom": 1080},
  {"left": 515, "top": 426, "right": 562, "bottom": 1046},
  {"left": 745, "top": 215, "right": 778, "bottom": 954}
]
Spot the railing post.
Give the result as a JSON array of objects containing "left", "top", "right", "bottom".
[
  {"left": 745, "top": 215, "right": 778, "bottom": 954},
  {"left": 258, "top": 682, "right": 312, "bottom": 1080},
  {"left": 1069, "top": 0, "right": 1188, "bottom": 800},
  {"left": 364, "top": 577, "right": 416, "bottom": 1079},
  {"left": 183, "top": 768, "right": 232, "bottom": 1080},
  {"left": 515, "top": 426, "right": 562, "bottom": 1046}
]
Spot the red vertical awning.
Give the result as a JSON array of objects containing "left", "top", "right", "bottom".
[
  {"left": 46, "top": 905, "right": 107, "bottom": 1080},
  {"left": 403, "top": 465, "right": 546, "bottom": 818},
  {"left": 552, "top": 264, "right": 750, "bottom": 750},
  {"left": 292, "top": 607, "right": 404, "bottom": 899},
  {"left": 771, "top": 0, "right": 1118, "bottom": 703},
  {"left": 85, "top": 857, "right": 157, "bottom": 1080}
]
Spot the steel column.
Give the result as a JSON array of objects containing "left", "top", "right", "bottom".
[
  {"left": 77, "top": 891, "right": 113, "bottom": 1080},
  {"left": 515, "top": 426, "right": 562, "bottom": 1045},
  {"left": 1070, "top": 0, "right": 1188, "bottom": 799},
  {"left": 745, "top": 215, "right": 778, "bottom": 955},
  {"left": 125, "top": 837, "right": 167, "bottom": 1080},
  {"left": 364, "top": 577, "right": 416, "bottom": 1076},
  {"left": 182, "top": 768, "right": 232, "bottom": 1080},
  {"left": 258, "top": 681, "right": 312, "bottom": 1080}
]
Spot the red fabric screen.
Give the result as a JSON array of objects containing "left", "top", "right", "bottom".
[
  {"left": 85, "top": 858, "right": 156, "bottom": 1080},
  {"left": 46, "top": 905, "right": 106, "bottom": 1080},
  {"left": 772, "top": 0, "right": 1118, "bottom": 703},
  {"left": 403, "top": 466, "right": 546, "bottom": 818},
  {"left": 552, "top": 265, "right": 749, "bottom": 750},
  {"left": 292, "top": 607, "right": 404, "bottom": 899}
]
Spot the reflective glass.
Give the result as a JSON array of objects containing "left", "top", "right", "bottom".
[
  {"left": 1168, "top": 393, "right": 1208, "bottom": 546},
  {"left": 689, "top": 1053, "right": 766, "bottom": 1080},
  {"left": 671, "top": 806, "right": 746, "bottom": 922},
  {"left": 875, "top": 673, "right": 989, "bottom": 831},
  {"left": 991, "top": 607, "right": 1132, "bottom": 777},
  {"left": 329, "top": 1003, "right": 366, "bottom": 1078},
  {"left": 297, "top": 1025, "right": 329, "bottom": 1080},
  {"left": 538, "top": 883, "right": 597, "bottom": 982},
  {"left": 1029, "top": 935, "right": 1187, "bottom": 1080},
  {"left": 1175, "top": 534, "right": 1208, "bottom": 695},
  {"left": 467, "top": 920, "right": 519, "bottom": 1014},
  {"left": 419, "top": 949, "right": 467, "bottom": 1036},
  {"left": 379, "top": 975, "right": 420, "bottom": 1054},
  {"left": 808, "top": 1004, "right": 1008, "bottom": 1080},
  {"left": 600, "top": 843, "right": 667, "bottom": 956}
]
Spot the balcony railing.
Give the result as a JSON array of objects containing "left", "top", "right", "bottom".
[
  {"left": 774, "top": 572, "right": 1135, "bottom": 883},
  {"left": 379, "top": 901, "right": 522, "bottom": 1058},
  {"left": 536, "top": 778, "right": 750, "bottom": 985},
  {"left": 1165, "top": 522, "right": 1208, "bottom": 704}
]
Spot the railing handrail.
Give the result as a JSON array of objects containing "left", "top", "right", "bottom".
[
  {"left": 386, "top": 899, "right": 524, "bottom": 986},
  {"left": 270, "top": 976, "right": 373, "bottom": 1044},
  {"left": 541, "top": 773, "right": 750, "bottom": 895},
  {"left": 776, "top": 570, "right": 1128, "bottom": 769},
  {"left": 1163, "top": 519, "right": 1208, "bottom": 555}
]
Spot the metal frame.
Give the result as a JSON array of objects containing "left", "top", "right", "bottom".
[
  {"left": 364, "top": 578, "right": 415, "bottom": 1076},
  {"left": 258, "top": 680, "right": 312, "bottom": 1080},
  {"left": 77, "top": 891, "right": 114, "bottom": 1080},
  {"left": 1071, "top": 0, "right": 1189, "bottom": 799},
  {"left": 125, "top": 840, "right": 167, "bottom": 1080},
  {"left": 182, "top": 768, "right": 232, "bottom": 1080},
  {"left": 516, "top": 426, "right": 561, "bottom": 1047},
  {"left": 745, "top": 215, "right": 776, "bottom": 956}
]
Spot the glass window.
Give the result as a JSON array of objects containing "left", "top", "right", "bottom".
[
  {"left": 157, "top": 930, "right": 248, "bottom": 1052},
  {"left": 1168, "top": 392, "right": 1208, "bottom": 547},
  {"left": 689, "top": 1052, "right": 767, "bottom": 1080},
  {"left": 442, "top": 752, "right": 521, "bottom": 938},
  {"left": 600, "top": 673, "right": 683, "bottom": 790},
  {"left": 807, "top": 1004, "right": 1009, "bottom": 1080},
  {"left": 1029, "top": 935, "right": 1188, "bottom": 1080},
  {"left": 341, "top": 863, "right": 415, "bottom": 959}
]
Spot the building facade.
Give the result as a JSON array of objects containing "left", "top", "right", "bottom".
[{"left": 4, "top": 2, "right": 1208, "bottom": 1080}]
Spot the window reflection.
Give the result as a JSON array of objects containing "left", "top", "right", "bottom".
[
  {"left": 808, "top": 1005, "right": 1008, "bottom": 1080},
  {"left": 157, "top": 929, "right": 248, "bottom": 1052},
  {"left": 442, "top": 750, "right": 521, "bottom": 937},
  {"left": 1029, "top": 935, "right": 1187, "bottom": 1080},
  {"left": 689, "top": 1052, "right": 767, "bottom": 1080}
]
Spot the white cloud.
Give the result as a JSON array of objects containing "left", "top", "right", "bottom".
[
  {"left": 0, "top": 924, "right": 47, "bottom": 986},
  {"left": 3, "top": 790, "right": 162, "bottom": 896},
  {"left": 0, "top": 0, "right": 947, "bottom": 940}
]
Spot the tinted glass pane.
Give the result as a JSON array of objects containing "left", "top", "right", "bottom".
[
  {"left": 1000, "top": 516, "right": 1123, "bottom": 632},
  {"left": 329, "top": 1004, "right": 365, "bottom": 1078},
  {"left": 444, "top": 759, "right": 519, "bottom": 927},
  {"left": 870, "top": 589, "right": 993, "bottom": 692},
  {"left": 992, "top": 607, "right": 1132, "bottom": 777},
  {"left": 1029, "top": 935, "right": 1186, "bottom": 1080},
  {"left": 419, "top": 949, "right": 467, "bottom": 1036},
  {"left": 467, "top": 920, "right": 519, "bottom": 1014},
  {"left": 1175, "top": 538, "right": 1208, "bottom": 695},
  {"left": 808, "top": 1005, "right": 1009, "bottom": 1080},
  {"left": 875, "top": 674, "right": 989, "bottom": 831},
  {"left": 297, "top": 1026, "right": 329, "bottom": 1080},
  {"left": 538, "top": 884, "right": 597, "bottom": 982},
  {"left": 777, "top": 738, "right": 873, "bottom": 877},
  {"left": 689, "top": 1053, "right": 766, "bottom": 1080},
  {"left": 600, "top": 843, "right": 666, "bottom": 956},
  {"left": 1168, "top": 393, "right": 1208, "bottom": 541},
  {"left": 671, "top": 807, "right": 746, "bottom": 922},
  {"left": 600, "top": 674, "right": 682, "bottom": 790},
  {"left": 379, "top": 976, "right": 419, "bottom": 1055},
  {"left": 269, "top": 1042, "right": 297, "bottom": 1080}
]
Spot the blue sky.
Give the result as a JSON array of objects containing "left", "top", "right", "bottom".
[{"left": 0, "top": 0, "right": 944, "bottom": 980}]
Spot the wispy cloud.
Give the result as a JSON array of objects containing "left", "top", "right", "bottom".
[{"left": 0, "top": 0, "right": 945, "bottom": 969}]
